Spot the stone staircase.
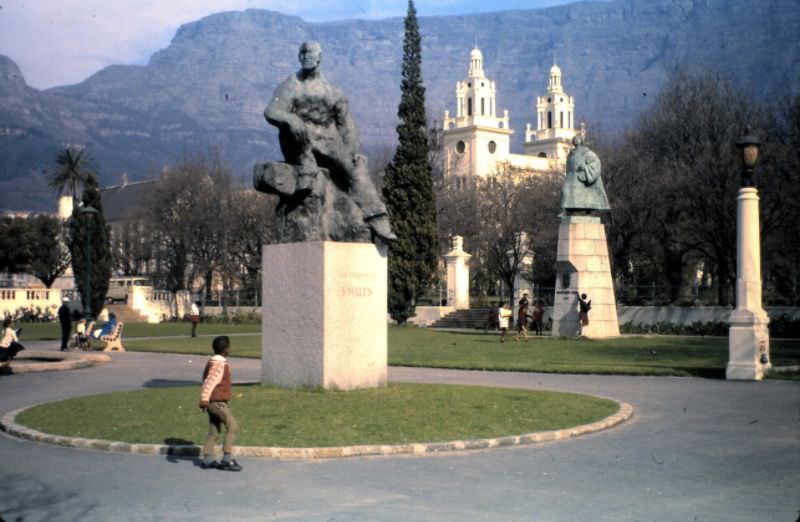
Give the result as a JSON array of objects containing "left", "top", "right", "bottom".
[
  {"left": 430, "top": 308, "right": 491, "bottom": 329},
  {"left": 105, "top": 303, "right": 149, "bottom": 323}
]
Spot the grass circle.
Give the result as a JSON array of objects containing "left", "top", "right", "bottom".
[{"left": 16, "top": 383, "right": 618, "bottom": 447}]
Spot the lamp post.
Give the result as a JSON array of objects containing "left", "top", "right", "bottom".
[
  {"left": 726, "top": 127, "right": 770, "bottom": 380},
  {"left": 80, "top": 205, "right": 98, "bottom": 319}
]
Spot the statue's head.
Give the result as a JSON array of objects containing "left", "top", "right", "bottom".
[
  {"left": 298, "top": 41, "right": 322, "bottom": 72},
  {"left": 572, "top": 135, "right": 583, "bottom": 147}
]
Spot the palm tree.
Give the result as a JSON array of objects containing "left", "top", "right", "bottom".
[{"left": 48, "top": 146, "right": 94, "bottom": 201}]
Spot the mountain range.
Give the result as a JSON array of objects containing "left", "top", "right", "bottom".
[{"left": 1, "top": 0, "right": 798, "bottom": 211}]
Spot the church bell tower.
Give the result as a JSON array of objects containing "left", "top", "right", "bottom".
[{"left": 442, "top": 47, "right": 514, "bottom": 179}]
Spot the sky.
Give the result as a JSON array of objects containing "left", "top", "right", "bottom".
[{"left": 0, "top": 0, "right": 588, "bottom": 90}]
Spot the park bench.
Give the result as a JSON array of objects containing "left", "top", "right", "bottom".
[{"left": 100, "top": 322, "right": 125, "bottom": 352}]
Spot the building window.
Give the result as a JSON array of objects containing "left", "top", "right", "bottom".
[
  {"left": 481, "top": 98, "right": 485, "bottom": 116},
  {"left": 456, "top": 141, "right": 466, "bottom": 154},
  {"left": 560, "top": 111, "right": 564, "bottom": 128},
  {"left": 488, "top": 141, "right": 496, "bottom": 154},
  {"left": 538, "top": 152, "right": 547, "bottom": 158},
  {"left": 468, "top": 98, "right": 472, "bottom": 116},
  {"left": 547, "top": 111, "right": 552, "bottom": 129}
]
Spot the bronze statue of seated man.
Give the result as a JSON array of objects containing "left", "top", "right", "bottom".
[{"left": 255, "top": 41, "right": 396, "bottom": 244}]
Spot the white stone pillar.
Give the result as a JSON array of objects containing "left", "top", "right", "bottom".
[
  {"left": 727, "top": 188, "right": 770, "bottom": 380},
  {"left": 261, "top": 241, "right": 388, "bottom": 390},
  {"left": 444, "top": 236, "right": 471, "bottom": 310}
]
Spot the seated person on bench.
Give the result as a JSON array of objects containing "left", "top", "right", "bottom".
[{"left": 93, "top": 312, "right": 117, "bottom": 339}]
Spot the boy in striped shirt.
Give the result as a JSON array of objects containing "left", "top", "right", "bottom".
[{"left": 199, "top": 335, "right": 242, "bottom": 471}]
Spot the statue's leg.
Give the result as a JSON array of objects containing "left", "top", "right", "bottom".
[
  {"left": 312, "top": 144, "right": 386, "bottom": 218},
  {"left": 312, "top": 141, "right": 396, "bottom": 241}
]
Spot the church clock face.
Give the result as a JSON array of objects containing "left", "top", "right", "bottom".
[{"left": 456, "top": 141, "right": 466, "bottom": 154}]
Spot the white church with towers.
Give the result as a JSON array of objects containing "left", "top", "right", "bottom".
[{"left": 441, "top": 46, "right": 579, "bottom": 180}]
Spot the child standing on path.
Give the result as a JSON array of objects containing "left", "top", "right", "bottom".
[{"left": 199, "top": 335, "right": 242, "bottom": 471}]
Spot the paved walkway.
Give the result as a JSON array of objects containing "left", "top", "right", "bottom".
[{"left": 1, "top": 340, "right": 798, "bottom": 521}]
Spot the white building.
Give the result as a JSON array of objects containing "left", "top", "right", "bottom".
[{"left": 441, "top": 47, "right": 578, "bottom": 180}]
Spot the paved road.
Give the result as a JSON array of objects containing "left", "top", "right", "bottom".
[{"left": 1, "top": 341, "right": 798, "bottom": 522}]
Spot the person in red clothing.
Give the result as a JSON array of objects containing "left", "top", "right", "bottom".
[{"left": 199, "top": 335, "right": 241, "bottom": 471}]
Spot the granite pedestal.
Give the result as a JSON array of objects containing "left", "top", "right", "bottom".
[
  {"left": 261, "top": 241, "right": 387, "bottom": 390},
  {"left": 551, "top": 214, "right": 619, "bottom": 338}
]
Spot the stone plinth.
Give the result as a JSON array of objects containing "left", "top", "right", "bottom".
[
  {"left": 551, "top": 214, "right": 619, "bottom": 338},
  {"left": 444, "top": 236, "right": 471, "bottom": 310},
  {"left": 727, "top": 188, "right": 770, "bottom": 380},
  {"left": 261, "top": 241, "right": 387, "bottom": 390}
]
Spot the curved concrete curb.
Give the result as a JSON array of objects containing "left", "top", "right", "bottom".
[
  {"left": 1, "top": 401, "right": 633, "bottom": 459},
  {"left": 0, "top": 351, "right": 111, "bottom": 375}
]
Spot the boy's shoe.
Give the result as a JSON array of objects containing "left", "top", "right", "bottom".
[
  {"left": 217, "top": 459, "right": 242, "bottom": 472},
  {"left": 200, "top": 460, "right": 219, "bottom": 469}
]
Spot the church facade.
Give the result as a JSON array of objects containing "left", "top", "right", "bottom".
[{"left": 441, "top": 47, "right": 578, "bottom": 180}]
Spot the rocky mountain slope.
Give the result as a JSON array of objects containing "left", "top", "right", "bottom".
[{"left": 1, "top": 0, "right": 798, "bottom": 211}]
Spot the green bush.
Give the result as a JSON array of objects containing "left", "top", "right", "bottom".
[
  {"left": 621, "top": 321, "right": 728, "bottom": 336},
  {"left": 621, "top": 318, "right": 800, "bottom": 338}
]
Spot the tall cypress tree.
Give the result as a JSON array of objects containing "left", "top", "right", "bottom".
[
  {"left": 382, "top": 0, "right": 438, "bottom": 324},
  {"left": 69, "top": 174, "right": 112, "bottom": 319}
]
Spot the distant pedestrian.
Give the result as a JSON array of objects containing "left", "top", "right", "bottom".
[
  {"left": 57, "top": 297, "right": 72, "bottom": 351},
  {"left": 486, "top": 302, "right": 499, "bottom": 333},
  {"left": 199, "top": 335, "right": 242, "bottom": 471},
  {"left": 0, "top": 318, "right": 25, "bottom": 362},
  {"left": 498, "top": 303, "right": 512, "bottom": 343},
  {"left": 532, "top": 300, "right": 545, "bottom": 336},
  {"left": 578, "top": 293, "right": 591, "bottom": 330},
  {"left": 190, "top": 302, "right": 201, "bottom": 338},
  {"left": 514, "top": 296, "right": 530, "bottom": 342}
]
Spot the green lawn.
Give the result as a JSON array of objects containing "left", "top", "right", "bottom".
[
  {"left": 16, "top": 383, "right": 619, "bottom": 447},
  {"left": 389, "top": 328, "right": 800, "bottom": 378},
  {"left": 125, "top": 326, "right": 800, "bottom": 378},
  {"left": 19, "top": 321, "right": 800, "bottom": 378}
]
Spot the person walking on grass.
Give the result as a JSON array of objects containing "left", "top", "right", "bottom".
[
  {"left": 532, "top": 300, "right": 545, "bottom": 336},
  {"left": 190, "top": 302, "right": 200, "bottom": 338},
  {"left": 485, "top": 302, "right": 499, "bottom": 333},
  {"left": 498, "top": 303, "right": 512, "bottom": 343},
  {"left": 199, "top": 335, "right": 242, "bottom": 471},
  {"left": 514, "top": 294, "right": 530, "bottom": 342}
]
